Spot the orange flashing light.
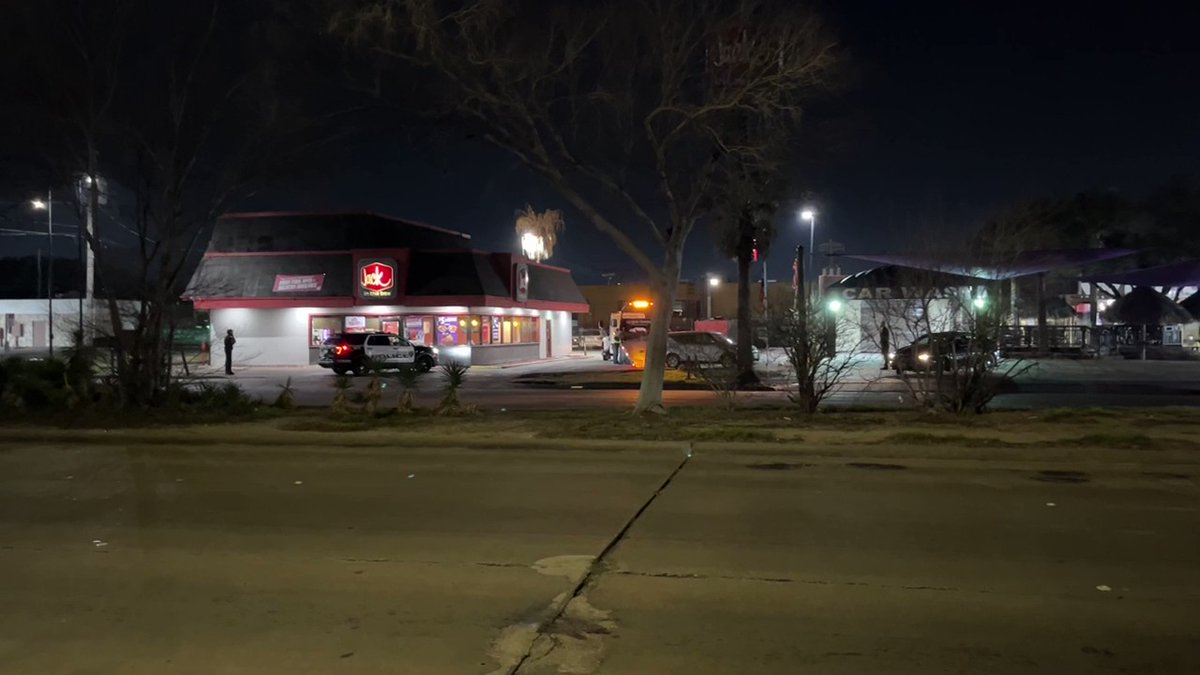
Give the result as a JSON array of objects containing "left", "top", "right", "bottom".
[{"left": 630, "top": 300, "right": 652, "bottom": 310}]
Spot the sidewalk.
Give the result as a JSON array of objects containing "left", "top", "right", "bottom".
[{"left": 182, "top": 353, "right": 599, "bottom": 379}]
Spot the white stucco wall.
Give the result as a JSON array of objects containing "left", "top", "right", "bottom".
[
  {"left": 209, "top": 306, "right": 580, "bottom": 367},
  {"left": 546, "top": 310, "right": 573, "bottom": 358},
  {"left": 837, "top": 297, "right": 969, "bottom": 354},
  {"left": 210, "top": 307, "right": 313, "bottom": 367},
  {"left": 1, "top": 299, "right": 135, "bottom": 349}
]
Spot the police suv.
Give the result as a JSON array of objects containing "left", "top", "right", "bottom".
[{"left": 319, "top": 332, "right": 438, "bottom": 375}]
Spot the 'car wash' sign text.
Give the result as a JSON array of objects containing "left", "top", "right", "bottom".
[
  {"left": 838, "top": 286, "right": 956, "bottom": 301},
  {"left": 359, "top": 259, "right": 397, "bottom": 300}
]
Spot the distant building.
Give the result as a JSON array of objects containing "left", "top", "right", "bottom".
[
  {"left": 184, "top": 211, "right": 589, "bottom": 366},
  {"left": 576, "top": 279, "right": 795, "bottom": 332},
  {"left": 822, "top": 266, "right": 986, "bottom": 354}
]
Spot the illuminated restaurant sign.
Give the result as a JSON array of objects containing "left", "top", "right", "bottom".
[{"left": 358, "top": 259, "right": 397, "bottom": 299}]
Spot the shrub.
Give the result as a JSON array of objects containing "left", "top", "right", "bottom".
[
  {"left": 273, "top": 377, "right": 296, "bottom": 409},
  {"left": 436, "top": 362, "right": 474, "bottom": 415},
  {"left": 331, "top": 375, "right": 353, "bottom": 415},
  {"left": 696, "top": 365, "right": 738, "bottom": 411},
  {"left": 189, "top": 381, "right": 259, "bottom": 412},
  {"left": 0, "top": 357, "right": 70, "bottom": 409},
  {"left": 364, "top": 372, "right": 384, "bottom": 416},
  {"left": 392, "top": 366, "right": 423, "bottom": 413}
]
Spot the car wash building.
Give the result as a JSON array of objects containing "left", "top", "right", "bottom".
[
  {"left": 822, "top": 265, "right": 986, "bottom": 354},
  {"left": 185, "top": 211, "right": 588, "bottom": 366}
]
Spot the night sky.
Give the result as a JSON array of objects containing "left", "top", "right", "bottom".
[{"left": 7, "top": 1, "right": 1199, "bottom": 286}]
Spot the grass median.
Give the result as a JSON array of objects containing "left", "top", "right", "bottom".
[{"left": 3, "top": 406, "right": 1199, "bottom": 458}]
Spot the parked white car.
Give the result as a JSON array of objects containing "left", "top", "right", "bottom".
[
  {"left": 665, "top": 331, "right": 737, "bottom": 369},
  {"left": 572, "top": 328, "right": 605, "bottom": 351}
]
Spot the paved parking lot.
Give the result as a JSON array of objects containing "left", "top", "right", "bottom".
[{"left": 189, "top": 352, "right": 1200, "bottom": 410}]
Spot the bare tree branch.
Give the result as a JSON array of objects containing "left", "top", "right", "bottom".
[{"left": 331, "top": 0, "right": 840, "bottom": 412}]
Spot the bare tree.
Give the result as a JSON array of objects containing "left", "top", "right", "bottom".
[
  {"left": 768, "top": 301, "right": 863, "bottom": 413},
  {"left": 5, "top": 0, "right": 345, "bottom": 405},
  {"left": 330, "top": 0, "right": 838, "bottom": 412}
]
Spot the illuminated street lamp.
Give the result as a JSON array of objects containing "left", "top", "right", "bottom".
[
  {"left": 799, "top": 208, "right": 816, "bottom": 283},
  {"left": 706, "top": 274, "right": 721, "bottom": 319}
]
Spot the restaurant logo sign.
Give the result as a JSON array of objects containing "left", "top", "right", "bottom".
[
  {"left": 272, "top": 274, "right": 325, "bottom": 293},
  {"left": 514, "top": 263, "right": 529, "bottom": 302},
  {"left": 359, "top": 259, "right": 397, "bottom": 299}
]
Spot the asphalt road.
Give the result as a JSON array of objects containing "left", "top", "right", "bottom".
[{"left": 2, "top": 438, "right": 1197, "bottom": 673}]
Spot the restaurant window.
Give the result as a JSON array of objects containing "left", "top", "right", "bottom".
[
  {"left": 495, "top": 316, "right": 539, "bottom": 344},
  {"left": 311, "top": 316, "right": 342, "bottom": 346},
  {"left": 310, "top": 314, "right": 403, "bottom": 347}
]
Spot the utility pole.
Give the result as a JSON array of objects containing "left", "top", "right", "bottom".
[
  {"left": 32, "top": 191, "right": 56, "bottom": 355},
  {"left": 85, "top": 176, "right": 97, "bottom": 343},
  {"left": 793, "top": 244, "right": 805, "bottom": 315},
  {"left": 78, "top": 179, "right": 85, "bottom": 343},
  {"left": 47, "top": 189, "right": 54, "bottom": 357}
]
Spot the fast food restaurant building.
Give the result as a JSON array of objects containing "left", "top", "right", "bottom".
[{"left": 185, "top": 212, "right": 588, "bottom": 366}]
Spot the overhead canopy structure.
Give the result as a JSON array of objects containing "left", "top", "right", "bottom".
[
  {"left": 842, "top": 249, "right": 1137, "bottom": 281},
  {"left": 1103, "top": 287, "right": 1196, "bottom": 325},
  {"left": 1181, "top": 292, "right": 1200, "bottom": 317},
  {"left": 828, "top": 265, "right": 979, "bottom": 293},
  {"left": 1080, "top": 260, "right": 1200, "bottom": 288}
]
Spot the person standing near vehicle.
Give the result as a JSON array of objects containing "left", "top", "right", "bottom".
[
  {"left": 223, "top": 329, "right": 236, "bottom": 375},
  {"left": 879, "top": 324, "right": 890, "bottom": 370}
]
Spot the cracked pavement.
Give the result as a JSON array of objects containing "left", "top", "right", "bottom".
[{"left": 1, "top": 438, "right": 1198, "bottom": 673}]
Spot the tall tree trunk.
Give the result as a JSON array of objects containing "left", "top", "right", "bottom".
[
  {"left": 793, "top": 247, "right": 812, "bottom": 411},
  {"left": 1036, "top": 272, "right": 1047, "bottom": 353},
  {"left": 735, "top": 231, "right": 758, "bottom": 387},
  {"left": 635, "top": 253, "right": 682, "bottom": 414}
]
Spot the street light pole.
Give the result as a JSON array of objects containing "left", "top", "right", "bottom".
[
  {"left": 83, "top": 175, "right": 98, "bottom": 345},
  {"left": 706, "top": 275, "right": 720, "bottom": 319},
  {"left": 78, "top": 179, "right": 85, "bottom": 344},
  {"left": 800, "top": 209, "right": 816, "bottom": 283},
  {"left": 48, "top": 189, "right": 53, "bottom": 357},
  {"left": 32, "top": 191, "right": 55, "bottom": 356}
]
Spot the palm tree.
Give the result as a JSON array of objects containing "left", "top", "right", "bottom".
[
  {"left": 713, "top": 178, "right": 778, "bottom": 387},
  {"left": 514, "top": 205, "right": 564, "bottom": 262}
]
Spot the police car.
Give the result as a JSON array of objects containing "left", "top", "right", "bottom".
[{"left": 319, "top": 332, "right": 438, "bottom": 375}]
